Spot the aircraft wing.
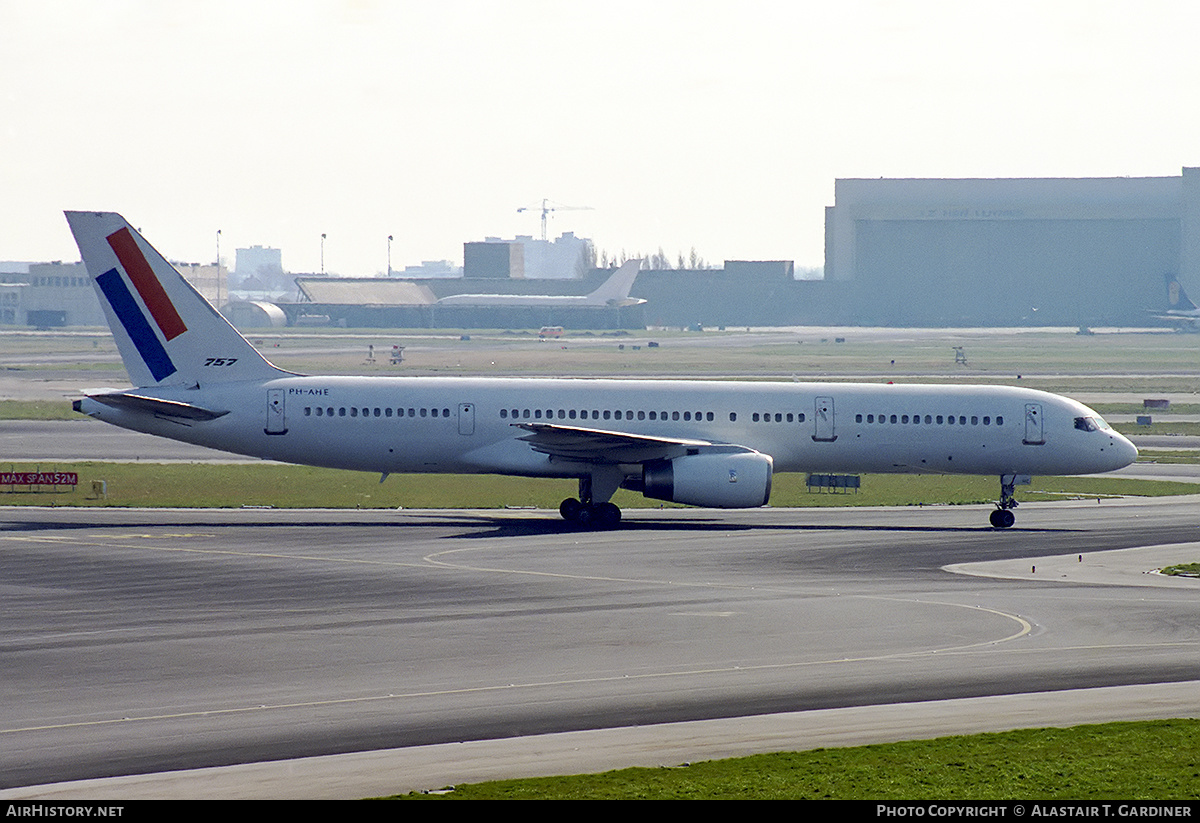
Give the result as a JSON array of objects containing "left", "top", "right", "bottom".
[{"left": 513, "top": 422, "right": 714, "bottom": 464}]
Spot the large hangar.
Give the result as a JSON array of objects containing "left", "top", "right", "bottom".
[{"left": 825, "top": 168, "right": 1200, "bottom": 326}]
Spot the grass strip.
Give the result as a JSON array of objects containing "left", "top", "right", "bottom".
[
  {"left": 1161, "top": 563, "right": 1200, "bottom": 577},
  {"left": 0, "top": 400, "right": 81, "bottom": 420},
  {"left": 390, "top": 719, "right": 1200, "bottom": 800},
  {"left": 0, "top": 462, "right": 1195, "bottom": 509}
]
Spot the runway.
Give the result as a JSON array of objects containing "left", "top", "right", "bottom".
[{"left": 2, "top": 500, "right": 1199, "bottom": 797}]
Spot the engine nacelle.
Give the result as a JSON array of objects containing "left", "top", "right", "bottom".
[{"left": 641, "top": 451, "right": 773, "bottom": 508}]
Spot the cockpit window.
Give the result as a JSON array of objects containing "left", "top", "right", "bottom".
[{"left": 1074, "top": 416, "right": 1101, "bottom": 432}]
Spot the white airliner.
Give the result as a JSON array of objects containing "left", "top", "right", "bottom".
[
  {"left": 66, "top": 211, "right": 1136, "bottom": 529},
  {"left": 436, "top": 259, "right": 645, "bottom": 308}
]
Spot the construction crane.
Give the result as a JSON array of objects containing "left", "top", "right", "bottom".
[{"left": 517, "top": 198, "right": 593, "bottom": 242}]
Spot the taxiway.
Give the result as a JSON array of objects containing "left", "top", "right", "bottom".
[{"left": 1, "top": 500, "right": 1198, "bottom": 797}]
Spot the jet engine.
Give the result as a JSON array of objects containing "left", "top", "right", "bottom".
[{"left": 641, "top": 451, "right": 773, "bottom": 508}]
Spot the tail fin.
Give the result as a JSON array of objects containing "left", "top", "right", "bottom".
[
  {"left": 65, "top": 211, "right": 286, "bottom": 388},
  {"left": 1166, "top": 273, "right": 1198, "bottom": 311},
  {"left": 586, "top": 259, "right": 643, "bottom": 305}
]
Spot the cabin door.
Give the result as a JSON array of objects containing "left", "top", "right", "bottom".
[
  {"left": 813, "top": 396, "right": 837, "bottom": 442},
  {"left": 1023, "top": 403, "right": 1044, "bottom": 445},
  {"left": 458, "top": 402, "right": 475, "bottom": 436},
  {"left": 265, "top": 389, "right": 287, "bottom": 435}
]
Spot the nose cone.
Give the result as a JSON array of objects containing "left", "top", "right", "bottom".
[{"left": 1105, "top": 430, "right": 1139, "bottom": 471}]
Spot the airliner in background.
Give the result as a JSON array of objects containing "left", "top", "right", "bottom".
[
  {"left": 436, "top": 258, "right": 645, "bottom": 308},
  {"left": 1151, "top": 273, "right": 1200, "bottom": 332},
  {"left": 66, "top": 211, "right": 1136, "bottom": 529}
]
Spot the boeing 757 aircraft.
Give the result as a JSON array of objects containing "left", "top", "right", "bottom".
[{"left": 66, "top": 211, "right": 1136, "bottom": 529}]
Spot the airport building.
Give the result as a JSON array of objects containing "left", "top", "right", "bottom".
[
  {"left": 234, "top": 245, "right": 282, "bottom": 282},
  {"left": 0, "top": 261, "right": 223, "bottom": 328},
  {"left": 0, "top": 262, "right": 107, "bottom": 327},
  {"left": 824, "top": 168, "right": 1200, "bottom": 325},
  {"left": 461, "top": 232, "right": 591, "bottom": 280}
]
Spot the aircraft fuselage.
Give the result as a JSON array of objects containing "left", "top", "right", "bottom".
[{"left": 79, "top": 376, "right": 1134, "bottom": 480}]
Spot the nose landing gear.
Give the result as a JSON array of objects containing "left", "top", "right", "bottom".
[
  {"left": 990, "top": 474, "right": 1023, "bottom": 529},
  {"left": 989, "top": 507, "right": 1016, "bottom": 529}
]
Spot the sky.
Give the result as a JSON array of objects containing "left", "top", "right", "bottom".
[{"left": 4, "top": 0, "right": 1200, "bottom": 276}]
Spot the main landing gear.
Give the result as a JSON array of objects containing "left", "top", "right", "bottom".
[
  {"left": 559, "top": 473, "right": 623, "bottom": 529},
  {"left": 989, "top": 474, "right": 1019, "bottom": 529},
  {"left": 559, "top": 497, "right": 622, "bottom": 529}
]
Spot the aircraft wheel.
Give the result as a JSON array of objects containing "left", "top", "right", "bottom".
[
  {"left": 989, "top": 509, "right": 1015, "bottom": 529},
  {"left": 594, "top": 502, "right": 622, "bottom": 529},
  {"left": 559, "top": 497, "right": 582, "bottom": 522},
  {"left": 575, "top": 504, "right": 595, "bottom": 528}
]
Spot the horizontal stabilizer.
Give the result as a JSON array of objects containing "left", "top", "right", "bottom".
[{"left": 83, "top": 392, "right": 229, "bottom": 421}]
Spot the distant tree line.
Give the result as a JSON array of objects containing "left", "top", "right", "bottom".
[{"left": 594, "top": 246, "right": 714, "bottom": 271}]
